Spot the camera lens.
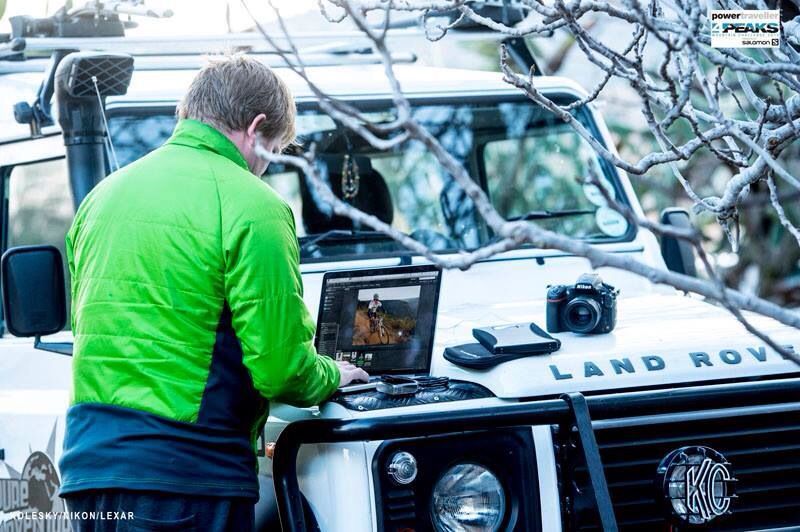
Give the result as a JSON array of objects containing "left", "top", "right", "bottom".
[{"left": 563, "top": 297, "right": 601, "bottom": 333}]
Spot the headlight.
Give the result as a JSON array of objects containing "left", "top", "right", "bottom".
[{"left": 430, "top": 463, "right": 506, "bottom": 532}]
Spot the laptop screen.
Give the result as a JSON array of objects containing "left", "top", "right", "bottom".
[{"left": 314, "top": 265, "right": 442, "bottom": 375}]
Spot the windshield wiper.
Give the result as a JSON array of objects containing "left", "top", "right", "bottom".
[
  {"left": 506, "top": 208, "right": 596, "bottom": 222},
  {"left": 299, "top": 229, "right": 400, "bottom": 252}
]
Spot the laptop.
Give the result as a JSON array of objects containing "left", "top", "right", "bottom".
[{"left": 314, "top": 265, "right": 443, "bottom": 392}]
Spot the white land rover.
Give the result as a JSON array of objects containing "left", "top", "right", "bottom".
[{"left": 1, "top": 24, "right": 799, "bottom": 532}]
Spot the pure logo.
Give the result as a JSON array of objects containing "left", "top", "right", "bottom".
[
  {"left": 0, "top": 421, "right": 70, "bottom": 531},
  {"left": 656, "top": 446, "right": 737, "bottom": 526}
]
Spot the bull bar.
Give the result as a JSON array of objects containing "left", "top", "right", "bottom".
[{"left": 272, "top": 376, "right": 800, "bottom": 531}]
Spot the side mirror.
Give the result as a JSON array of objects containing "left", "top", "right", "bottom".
[
  {"left": 1, "top": 245, "right": 72, "bottom": 355},
  {"left": 660, "top": 208, "right": 698, "bottom": 278}
]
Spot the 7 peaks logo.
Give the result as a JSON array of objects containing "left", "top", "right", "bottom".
[{"left": 710, "top": 10, "right": 781, "bottom": 48}]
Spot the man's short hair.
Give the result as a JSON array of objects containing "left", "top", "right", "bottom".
[{"left": 177, "top": 54, "right": 296, "bottom": 147}]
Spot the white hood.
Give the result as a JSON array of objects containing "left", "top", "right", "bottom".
[{"left": 430, "top": 294, "right": 799, "bottom": 398}]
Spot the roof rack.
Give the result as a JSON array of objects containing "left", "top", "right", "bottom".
[
  {"left": 3, "top": 31, "right": 421, "bottom": 136},
  {"left": 1, "top": 31, "right": 420, "bottom": 58},
  {"left": 0, "top": 50, "right": 418, "bottom": 75},
  {"left": 0, "top": 31, "right": 429, "bottom": 74},
  {"left": 0, "top": 0, "right": 414, "bottom": 62},
  {"left": 3, "top": 0, "right": 539, "bottom": 138},
  {"left": 0, "top": 18, "right": 543, "bottom": 63}
]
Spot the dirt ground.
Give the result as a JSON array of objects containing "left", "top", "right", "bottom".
[{"left": 352, "top": 309, "right": 406, "bottom": 345}]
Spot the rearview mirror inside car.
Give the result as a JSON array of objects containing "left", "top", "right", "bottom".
[{"left": 1, "top": 245, "right": 72, "bottom": 355}]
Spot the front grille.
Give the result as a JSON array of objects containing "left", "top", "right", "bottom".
[
  {"left": 562, "top": 404, "right": 800, "bottom": 531},
  {"left": 383, "top": 487, "right": 417, "bottom": 524}
]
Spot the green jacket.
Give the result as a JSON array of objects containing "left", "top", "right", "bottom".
[{"left": 59, "top": 119, "right": 339, "bottom": 498}]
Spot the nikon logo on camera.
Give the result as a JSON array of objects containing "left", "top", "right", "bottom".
[{"left": 709, "top": 10, "right": 780, "bottom": 48}]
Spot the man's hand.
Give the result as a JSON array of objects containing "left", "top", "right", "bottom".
[{"left": 337, "top": 361, "right": 370, "bottom": 387}]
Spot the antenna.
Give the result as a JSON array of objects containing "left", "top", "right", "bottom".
[{"left": 91, "top": 75, "right": 121, "bottom": 172}]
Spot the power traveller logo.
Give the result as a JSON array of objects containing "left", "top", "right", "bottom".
[{"left": 710, "top": 10, "right": 780, "bottom": 48}]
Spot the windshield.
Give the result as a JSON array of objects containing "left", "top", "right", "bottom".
[{"left": 108, "top": 96, "right": 631, "bottom": 263}]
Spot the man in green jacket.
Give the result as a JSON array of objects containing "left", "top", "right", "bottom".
[{"left": 59, "top": 55, "right": 369, "bottom": 531}]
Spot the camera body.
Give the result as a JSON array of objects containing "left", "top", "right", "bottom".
[{"left": 546, "top": 274, "right": 619, "bottom": 334}]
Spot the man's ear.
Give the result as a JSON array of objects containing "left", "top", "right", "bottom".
[{"left": 247, "top": 114, "right": 267, "bottom": 141}]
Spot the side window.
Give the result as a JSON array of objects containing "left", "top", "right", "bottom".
[
  {"left": 6, "top": 158, "right": 74, "bottom": 327},
  {"left": 263, "top": 169, "right": 306, "bottom": 237},
  {"left": 108, "top": 114, "right": 177, "bottom": 168}
]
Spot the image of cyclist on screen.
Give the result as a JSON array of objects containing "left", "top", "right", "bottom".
[{"left": 368, "top": 293, "right": 384, "bottom": 330}]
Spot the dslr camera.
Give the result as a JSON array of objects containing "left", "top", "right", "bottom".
[{"left": 546, "top": 274, "right": 619, "bottom": 334}]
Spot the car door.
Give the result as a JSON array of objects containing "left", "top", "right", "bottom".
[{"left": 0, "top": 133, "right": 73, "bottom": 528}]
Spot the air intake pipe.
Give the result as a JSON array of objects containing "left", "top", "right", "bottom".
[{"left": 55, "top": 52, "right": 134, "bottom": 208}]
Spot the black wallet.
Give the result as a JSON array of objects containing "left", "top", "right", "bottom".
[{"left": 443, "top": 343, "right": 529, "bottom": 369}]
